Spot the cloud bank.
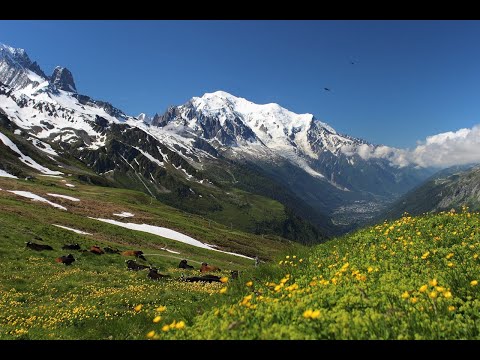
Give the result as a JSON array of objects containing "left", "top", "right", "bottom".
[{"left": 341, "top": 125, "right": 480, "bottom": 168}]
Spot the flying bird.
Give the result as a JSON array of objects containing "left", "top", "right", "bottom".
[{"left": 324, "top": 87, "right": 331, "bottom": 92}]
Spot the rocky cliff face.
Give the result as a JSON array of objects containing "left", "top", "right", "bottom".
[{"left": 51, "top": 66, "right": 76, "bottom": 92}]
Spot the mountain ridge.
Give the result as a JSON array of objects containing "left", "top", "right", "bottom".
[{"left": 0, "top": 42, "right": 433, "bottom": 236}]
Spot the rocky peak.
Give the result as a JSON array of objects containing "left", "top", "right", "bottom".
[
  {"left": 51, "top": 66, "right": 76, "bottom": 92},
  {"left": 0, "top": 43, "right": 47, "bottom": 79}
]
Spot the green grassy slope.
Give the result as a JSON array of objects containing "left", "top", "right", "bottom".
[
  {"left": 0, "top": 176, "right": 302, "bottom": 339},
  {"left": 167, "top": 209, "right": 480, "bottom": 339},
  {"left": 3, "top": 173, "right": 479, "bottom": 339}
]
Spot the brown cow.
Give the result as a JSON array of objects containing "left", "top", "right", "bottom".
[
  {"left": 55, "top": 254, "right": 75, "bottom": 266},
  {"left": 200, "top": 262, "right": 221, "bottom": 273},
  {"left": 90, "top": 246, "right": 104, "bottom": 255},
  {"left": 121, "top": 250, "right": 146, "bottom": 261}
]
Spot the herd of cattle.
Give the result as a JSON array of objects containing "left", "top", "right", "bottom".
[{"left": 25, "top": 241, "right": 239, "bottom": 283}]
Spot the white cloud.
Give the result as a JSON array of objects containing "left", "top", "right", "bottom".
[{"left": 341, "top": 125, "right": 480, "bottom": 168}]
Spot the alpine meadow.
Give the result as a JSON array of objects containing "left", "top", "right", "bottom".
[{"left": 1, "top": 20, "right": 480, "bottom": 340}]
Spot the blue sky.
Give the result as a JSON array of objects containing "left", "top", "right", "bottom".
[{"left": 1, "top": 20, "right": 480, "bottom": 148}]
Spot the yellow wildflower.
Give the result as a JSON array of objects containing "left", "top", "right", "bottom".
[
  {"left": 443, "top": 291, "right": 452, "bottom": 299},
  {"left": 162, "top": 325, "right": 170, "bottom": 332},
  {"left": 471, "top": 280, "right": 478, "bottom": 286},
  {"left": 303, "top": 309, "right": 313, "bottom": 318},
  {"left": 246, "top": 281, "right": 253, "bottom": 287},
  {"left": 435, "top": 286, "right": 445, "bottom": 293},
  {"left": 429, "top": 291, "right": 438, "bottom": 299},
  {"left": 429, "top": 279, "right": 438, "bottom": 287},
  {"left": 448, "top": 306, "right": 456, "bottom": 311},
  {"left": 134, "top": 304, "right": 142, "bottom": 312},
  {"left": 156, "top": 306, "right": 167, "bottom": 312},
  {"left": 401, "top": 291, "right": 410, "bottom": 299},
  {"left": 447, "top": 262, "right": 454, "bottom": 267},
  {"left": 219, "top": 287, "right": 227, "bottom": 294},
  {"left": 421, "top": 251, "right": 430, "bottom": 259},
  {"left": 310, "top": 310, "right": 321, "bottom": 319},
  {"left": 446, "top": 253, "right": 454, "bottom": 259},
  {"left": 147, "top": 330, "right": 155, "bottom": 338},
  {"left": 220, "top": 277, "right": 228, "bottom": 283},
  {"left": 419, "top": 285, "right": 428, "bottom": 293},
  {"left": 175, "top": 321, "right": 185, "bottom": 330},
  {"left": 410, "top": 297, "right": 418, "bottom": 304},
  {"left": 153, "top": 316, "right": 161, "bottom": 323}
]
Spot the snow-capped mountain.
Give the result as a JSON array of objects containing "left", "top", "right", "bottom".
[
  {"left": 0, "top": 42, "right": 432, "bottom": 234},
  {"left": 151, "top": 90, "right": 430, "bottom": 199}
]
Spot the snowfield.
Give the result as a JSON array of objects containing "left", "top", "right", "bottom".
[
  {"left": 90, "top": 217, "right": 253, "bottom": 260},
  {"left": 46, "top": 193, "right": 80, "bottom": 202},
  {"left": 113, "top": 212, "right": 134, "bottom": 218},
  {"left": 0, "top": 131, "right": 63, "bottom": 175},
  {"left": 52, "top": 224, "right": 92, "bottom": 235},
  {"left": 0, "top": 169, "right": 17, "bottom": 178},
  {"left": 7, "top": 190, "right": 67, "bottom": 210}
]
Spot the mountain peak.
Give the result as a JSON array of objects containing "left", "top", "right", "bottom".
[
  {"left": 0, "top": 43, "right": 27, "bottom": 58},
  {"left": 51, "top": 66, "right": 76, "bottom": 92},
  {"left": 137, "top": 113, "right": 152, "bottom": 124}
]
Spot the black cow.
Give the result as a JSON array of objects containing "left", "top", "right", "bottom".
[
  {"left": 26, "top": 241, "right": 53, "bottom": 251},
  {"left": 62, "top": 244, "right": 81, "bottom": 250},
  {"left": 55, "top": 254, "right": 75, "bottom": 266},
  {"left": 147, "top": 268, "right": 171, "bottom": 280},
  {"left": 125, "top": 259, "right": 149, "bottom": 271},
  {"left": 184, "top": 274, "right": 222, "bottom": 283},
  {"left": 178, "top": 259, "right": 194, "bottom": 269},
  {"left": 104, "top": 247, "right": 120, "bottom": 254}
]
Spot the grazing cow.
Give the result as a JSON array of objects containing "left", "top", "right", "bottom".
[
  {"left": 184, "top": 274, "right": 222, "bottom": 283},
  {"left": 147, "top": 268, "right": 171, "bottom": 280},
  {"left": 125, "top": 259, "right": 149, "bottom": 271},
  {"left": 62, "top": 244, "right": 81, "bottom": 250},
  {"left": 121, "top": 250, "right": 146, "bottom": 261},
  {"left": 55, "top": 254, "right": 75, "bottom": 266},
  {"left": 104, "top": 247, "right": 120, "bottom": 254},
  {"left": 90, "top": 246, "right": 104, "bottom": 255},
  {"left": 200, "top": 262, "right": 221, "bottom": 273},
  {"left": 231, "top": 270, "right": 239, "bottom": 279},
  {"left": 26, "top": 241, "right": 53, "bottom": 251},
  {"left": 178, "top": 259, "right": 194, "bottom": 269}
]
